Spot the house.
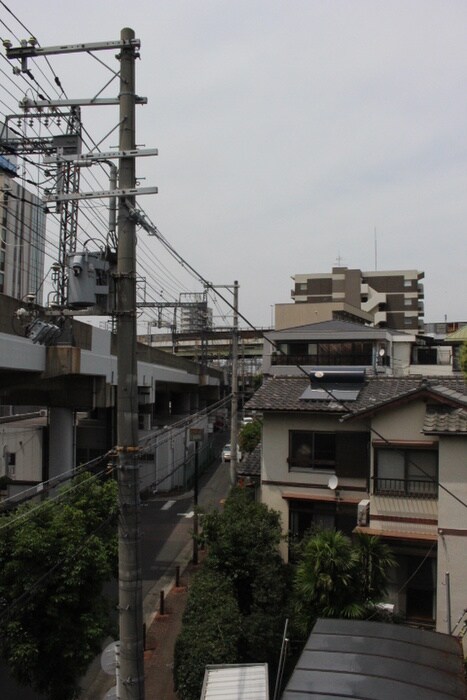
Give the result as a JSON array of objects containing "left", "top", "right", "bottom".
[
  {"left": 263, "top": 318, "right": 458, "bottom": 378},
  {"left": 245, "top": 371, "right": 467, "bottom": 636}
]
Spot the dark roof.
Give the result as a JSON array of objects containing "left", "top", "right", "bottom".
[
  {"left": 281, "top": 618, "right": 467, "bottom": 700},
  {"left": 273, "top": 319, "right": 399, "bottom": 336},
  {"left": 238, "top": 443, "right": 261, "bottom": 477},
  {"left": 246, "top": 375, "right": 467, "bottom": 416},
  {"left": 423, "top": 406, "right": 467, "bottom": 435}
]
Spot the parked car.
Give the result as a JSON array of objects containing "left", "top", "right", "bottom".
[{"left": 221, "top": 443, "right": 242, "bottom": 462}]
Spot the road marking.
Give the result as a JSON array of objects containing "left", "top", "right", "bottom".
[
  {"left": 177, "top": 511, "right": 194, "bottom": 518},
  {"left": 161, "top": 500, "right": 176, "bottom": 510}
]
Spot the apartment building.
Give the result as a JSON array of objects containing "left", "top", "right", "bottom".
[
  {"left": 0, "top": 160, "right": 46, "bottom": 304},
  {"left": 289, "top": 266, "right": 424, "bottom": 331}
]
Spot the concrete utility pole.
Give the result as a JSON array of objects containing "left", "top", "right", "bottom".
[
  {"left": 116, "top": 27, "right": 145, "bottom": 700},
  {"left": 230, "top": 280, "right": 239, "bottom": 486}
]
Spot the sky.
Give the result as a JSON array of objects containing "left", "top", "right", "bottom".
[{"left": 1, "top": 0, "right": 466, "bottom": 329}]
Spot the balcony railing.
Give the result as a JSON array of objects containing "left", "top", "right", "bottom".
[
  {"left": 271, "top": 353, "right": 372, "bottom": 366},
  {"left": 373, "top": 477, "right": 437, "bottom": 499}
]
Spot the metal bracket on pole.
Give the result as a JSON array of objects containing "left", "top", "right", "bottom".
[
  {"left": 43, "top": 148, "right": 158, "bottom": 164},
  {"left": 43, "top": 186, "right": 158, "bottom": 203},
  {"left": 20, "top": 97, "right": 147, "bottom": 108}
]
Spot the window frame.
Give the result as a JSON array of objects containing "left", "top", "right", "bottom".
[
  {"left": 374, "top": 445, "right": 438, "bottom": 498},
  {"left": 288, "top": 430, "right": 336, "bottom": 471}
]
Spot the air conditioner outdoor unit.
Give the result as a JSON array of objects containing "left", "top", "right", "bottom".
[{"left": 357, "top": 499, "right": 370, "bottom": 526}]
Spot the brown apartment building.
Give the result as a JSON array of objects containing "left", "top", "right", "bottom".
[{"left": 290, "top": 267, "right": 424, "bottom": 332}]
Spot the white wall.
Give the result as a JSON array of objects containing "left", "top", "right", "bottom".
[{"left": 436, "top": 436, "right": 467, "bottom": 648}]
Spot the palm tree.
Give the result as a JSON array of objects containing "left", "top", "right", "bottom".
[
  {"left": 353, "top": 531, "right": 396, "bottom": 604},
  {"left": 292, "top": 529, "right": 364, "bottom": 634}
]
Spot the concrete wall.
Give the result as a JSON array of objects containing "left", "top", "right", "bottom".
[{"left": 0, "top": 421, "right": 43, "bottom": 483}]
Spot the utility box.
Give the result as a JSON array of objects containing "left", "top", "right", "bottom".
[
  {"left": 357, "top": 499, "right": 370, "bottom": 526},
  {"left": 67, "top": 251, "right": 111, "bottom": 309}
]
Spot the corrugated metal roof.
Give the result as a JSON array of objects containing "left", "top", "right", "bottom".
[
  {"left": 281, "top": 618, "right": 467, "bottom": 699},
  {"left": 201, "top": 663, "right": 269, "bottom": 700}
]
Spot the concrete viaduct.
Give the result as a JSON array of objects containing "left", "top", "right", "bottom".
[{"left": 0, "top": 294, "right": 224, "bottom": 481}]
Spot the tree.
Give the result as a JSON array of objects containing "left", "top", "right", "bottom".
[
  {"left": 174, "top": 489, "right": 289, "bottom": 698},
  {"left": 353, "top": 531, "right": 396, "bottom": 604},
  {"left": 291, "top": 529, "right": 395, "bottom": 636},
  {"left": 0, "top": 472, "right": 118, "bottom": 700},
  {"left": 173, "top": 566, "right": 242, "bottom": 700},
  {"left": 238, "top": 420, "right": 261, "bottom": 454},
  {"left": 292, "top": 529, "right": 362, "bottom": 634},
  {"left": 460, "top": 341, "right": 467, "bottom": 380}
]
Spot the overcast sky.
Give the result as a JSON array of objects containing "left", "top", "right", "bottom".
[{"left": 1, "top": 0, "right": 466, "bottom": 328}]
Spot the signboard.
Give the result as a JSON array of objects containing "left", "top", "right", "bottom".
[{"left": 189, "top": 428, "right": 204, "bottom": 442}]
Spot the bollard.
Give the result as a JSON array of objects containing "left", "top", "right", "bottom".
[
  {"left": 159, "top": 590, "right": 165, "bottom": 616},
  {"left": 175, "top": 565, "right": 180, "bottom": 588}
]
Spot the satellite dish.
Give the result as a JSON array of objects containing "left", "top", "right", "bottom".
[
  {"left": 314, "top": 370, "right": 325, "bottom": 379},
  {"left": 378, "top": 348, "right": 386, "bottom": 357},
  {"left": 101, "top": 641, "right": 120, "bottom": 675},
  {"left": 328, "top": 475, "right": 339, "bottom": 491}
]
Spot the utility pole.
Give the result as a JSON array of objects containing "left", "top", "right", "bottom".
[
  {"left": 230, "top": 281, "right": 239, "bottom": 486},
  {"left": 5, "top": 30, "right": 154, "bottom": 700},
  {"left": 116, "top": 27, "right": 144, "bottom": 700}
]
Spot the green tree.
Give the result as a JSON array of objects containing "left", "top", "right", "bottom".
[
  {"left": 238, "top": 420, "right": 261, "bottom": 454},
  {"left": 174, "top": 489, "right": 289, "bottom": 697},
  {"left": 0, "top": 473, "right": 118, "bottom": 700},
  {"left": 460, "top": 341, "right": 467, "bottom": 380},
  {"left": 293, "top": 529, "right": 363, "bottom": 635},
  {"left": 291, "top": 529, "right": 395, "bottom": 637},
  {"left": 173, "top": 566, "right": 242, "bottom": 700},
  {"left": 353, "top": 531, "right": 396, "bottom": 604}
]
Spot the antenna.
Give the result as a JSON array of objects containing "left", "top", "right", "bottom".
[
  {"left": 374, "top": 226, "right": 377, "bottom": 270},
  {"left": 327, "top": 475, "right": 339, "bottom": 491}
]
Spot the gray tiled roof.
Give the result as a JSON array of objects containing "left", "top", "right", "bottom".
[
  {"left": 246, "top": 375, "right": 467, "bottom": 417},
  {"left": 238, "top": 443, "right": 261, "bottom": 477},
  {"left": 423, "top": 406, "right": 467, "bottom": 434},
  {"left": 276, "top": 319, "right": 400, "bottom": 335}
]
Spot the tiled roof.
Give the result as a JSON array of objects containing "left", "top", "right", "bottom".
[
  {"left": 423, "top": 406, "right": 467, "bottom": 434},
  {"left": 278, "top": 319, "right": 384, "bottom": 333},
  {"left": 238, "top": 443, "right": 261, "bottom": 477},
  {"left": 246, "top": 375, "right": 467, "bottom": 417}
]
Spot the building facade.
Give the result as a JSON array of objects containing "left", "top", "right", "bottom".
[
  {"left": 290, "top": 266, "right": 424, "bottom": 331},
  {"left": 245, "top": 372, "right": 467, "bottom": 636},
  {"left": 0, "top": 166, "right": 46, "bottom": 304}
]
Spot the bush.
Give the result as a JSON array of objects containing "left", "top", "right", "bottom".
[{"left": 173, "top": 566, "right": 241, "bottom": 700}]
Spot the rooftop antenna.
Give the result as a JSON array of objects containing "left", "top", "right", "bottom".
[{"left": 374, "top": 226, "right": 378, "bottom": 270}]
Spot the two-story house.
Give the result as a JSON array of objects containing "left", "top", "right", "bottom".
[{"left": 245, "top": 371, "right": 467, "bottom": 635}]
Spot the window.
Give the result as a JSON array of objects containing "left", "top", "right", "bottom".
[
  {"left": 289, "top": 431, "right": 336, "bottom": 469},
  {"left": 374, "top": 447, "right": 437, "bottom": 497},
  {"left": 289, "top": 431, "right": 370, "bottom": 476}
]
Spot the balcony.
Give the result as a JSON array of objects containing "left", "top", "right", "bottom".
[
  {"left": 271, "top": 353, "right": 373, "bottom": 366},
  {"left": 373, "top": 477, "right": 437, "bottom": 499}
]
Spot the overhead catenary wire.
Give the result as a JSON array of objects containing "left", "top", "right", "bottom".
[{"left": 1, "top": 5, "right": 465, "bottom": 518}]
